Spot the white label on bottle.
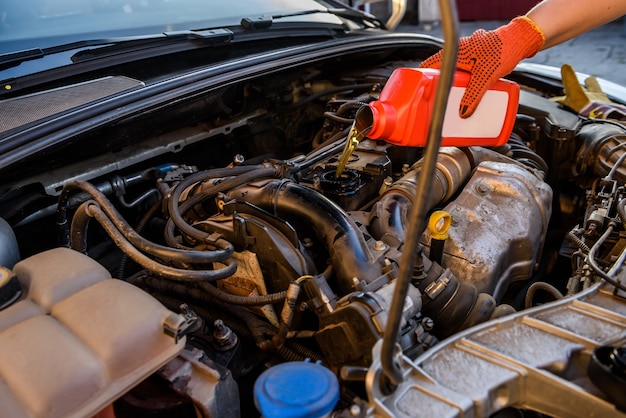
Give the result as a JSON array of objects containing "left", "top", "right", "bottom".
[{"left": 442, "top": 87, "right": 509, "bottom": 138}]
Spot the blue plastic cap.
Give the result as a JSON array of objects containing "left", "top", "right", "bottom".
[{"left": 254, "top": 360, "right": 339, "bottom": 418}]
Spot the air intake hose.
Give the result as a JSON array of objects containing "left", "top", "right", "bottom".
[{"left": 228, "top": 180, "right": 381, "bottom": 296}]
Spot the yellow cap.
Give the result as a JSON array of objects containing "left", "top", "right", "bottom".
[{"left": 428, "top": 211, "right": 451, "bottom": 240}]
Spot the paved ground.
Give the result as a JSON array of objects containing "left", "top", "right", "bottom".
[{"left": 395, "top": 17, "right": 626, "bottom": 86}]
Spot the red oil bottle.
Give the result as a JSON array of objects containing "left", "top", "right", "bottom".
[{"left": 365, "top": 67, "right": 520, "bottom": 147}]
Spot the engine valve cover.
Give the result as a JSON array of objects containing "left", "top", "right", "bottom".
[{"left": 422, "top": 160, "right": 553, "bottom": 301}]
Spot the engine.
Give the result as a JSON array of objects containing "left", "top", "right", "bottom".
[{"left": 2, "top": 57, "right": 626, "bottom": 417}]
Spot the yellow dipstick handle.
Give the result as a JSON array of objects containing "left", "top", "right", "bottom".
[
  {"left": 429, "top": 211, "right": 451, "bottom": 239},
  {"left": 428, "top": 211, "right": 451, "bottom": 265}
]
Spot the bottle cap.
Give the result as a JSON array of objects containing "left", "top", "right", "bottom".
[{"left": 254, "top": 360, "right": 339, "bottom": 418}]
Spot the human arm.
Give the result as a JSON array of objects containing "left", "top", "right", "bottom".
[
  {"left": 420, "top": 0, "right": 626, "bottom": 117},
  {"left": 530, "top": 0, "right": 626, "bottom": 49}
]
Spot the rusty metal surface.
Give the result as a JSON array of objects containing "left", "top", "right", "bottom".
[{"left": 422, "top": 161, "right": 553, "bottom": 301}]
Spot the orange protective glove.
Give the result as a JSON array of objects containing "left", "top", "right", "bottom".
[{"left": 420, "top": 16, "right": 545, "bottom": 118}]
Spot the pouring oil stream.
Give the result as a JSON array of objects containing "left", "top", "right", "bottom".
[{"left": 334, "top": 106, "right": 373, "bottom": 178}]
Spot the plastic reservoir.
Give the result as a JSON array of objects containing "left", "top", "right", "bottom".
[{"left": 366, "top": 67, "right": 520, "bottom": 147}]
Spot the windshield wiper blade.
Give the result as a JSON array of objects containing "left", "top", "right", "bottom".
[
  {"left": 71, "top": 28, "right": 233, "bottom": 62},
  {"left": 0, "top": 28, "right": 234, "bottom": 69},
  {"left": 240, "top": 7, "right": 383, "bottom": 30},
  {"left": 241, "top": 9, "right": 325, "bottom": 29},
  {"left": 162, "top": 28, "right": 234, "bottom": 41},
  {"left": 327, "top": 7, "right": 384, "bottom": 27},
  {"left": 1, "top": 38, "right": 145, "bottom": 69},
  {"left": 0, "top": 49, "right": 45, "bottom": 69}
]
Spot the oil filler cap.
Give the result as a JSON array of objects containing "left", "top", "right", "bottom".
[
  {"left": 0, "top": 267, "right": 22, "bottom": 310},
  {"left": 254, "top": 359, "right": 339, "bottom": 418}
]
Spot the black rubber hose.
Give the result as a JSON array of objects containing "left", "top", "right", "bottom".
[
  {"left": 272, "top": 281, "right": 301, "bottom": 349},
  {"left": 282, "top": 83, "right": 375, "bottom": 109},
  {"left": 567, "top": 231, "right": 591, "bottom": 253},
  {"left": 336, "top": 101, "right": 369, "bottom": 116},
  {"left": 58, "top": 180, "right": 233, "bottom": 263},
  {"left": 117, "top": 199, "right": 161, "bottom": 279},
  {"left": 72, "top": 201, "right": 236, "bottom": 282},
  {"left": 230, "top": 180, "right": 380, "bottom": 295},
  {"left": 323, "top": 111, "right": 354, "bottom": 124},
  {"left": 128, "top": 270, "right": 287, "bottom": 306},
  {"left": 524, "top": 281, "right": 564, "bottom": 309},
  {"left": 507, "top": 132, "right": 549, "bottom": 175},
  {"left": 165, "top": 165, "right": 279, "bottom": 246}
]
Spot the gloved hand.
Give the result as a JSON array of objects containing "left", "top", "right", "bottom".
[
  {"left": 554, "top": 64, "right": 626, "bottom": 120},
  {"left": 420, "top": 16, "right": 545, "bottom": 118}
]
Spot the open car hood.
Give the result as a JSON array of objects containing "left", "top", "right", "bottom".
[{"left": 1, "top": 4, "right": 626, "bottom": 418}]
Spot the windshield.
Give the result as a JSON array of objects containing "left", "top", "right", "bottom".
[{"left": 0, "top": 0, "right": 341, "bottom": 54}]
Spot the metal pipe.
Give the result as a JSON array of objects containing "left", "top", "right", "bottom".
[
  {"left": 607, "top": 238, "right": 626, "bottom": 277},
  {"left": 586, "top": 221, "right": 626, "bottom": 292},
  {"left": 380, "top": 0, "right": 459, "bottom": 389},
  {"left": 617, "top": 198, "right": 626, "bottom": 228},
  {"left": 369, "top": 147, "right": 472, "bottom": 242}
]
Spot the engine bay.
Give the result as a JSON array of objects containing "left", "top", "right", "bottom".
[{"left": 2, "top": 50, "right": 626, "bottom": 417}]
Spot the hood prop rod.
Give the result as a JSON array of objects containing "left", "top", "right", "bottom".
[{"left": 380, "top": 0, "right": 460, "bottom": 390}]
